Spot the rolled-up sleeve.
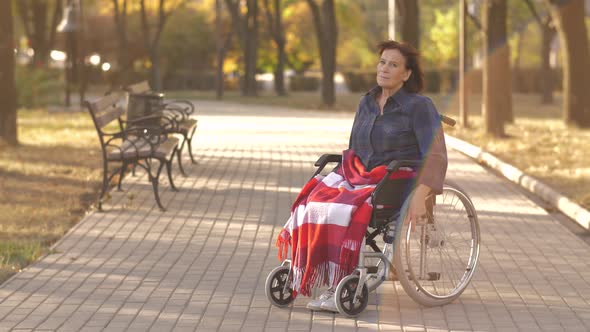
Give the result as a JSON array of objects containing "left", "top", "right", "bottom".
[{"left": 412, "top": 98, "right": 448, "bottom": 194}]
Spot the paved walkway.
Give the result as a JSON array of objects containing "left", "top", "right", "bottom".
[{"left": 1, "top": 101, "right": 589, "bottom": 332}]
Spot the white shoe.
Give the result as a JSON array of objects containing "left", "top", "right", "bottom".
[
  {"left": 306, "top": 288, "right": 335, "bottom": 311},
  {"left": 320, "top": 294, "right": 338, "bottom": 312}
]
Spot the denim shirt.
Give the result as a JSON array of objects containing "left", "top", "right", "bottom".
[{"left": 349, "top": 86, "right": 448, "bottom": 193}]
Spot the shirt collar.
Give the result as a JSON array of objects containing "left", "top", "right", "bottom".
[{"left": 366, "top": 86, "right": 411, "bottom": 106}]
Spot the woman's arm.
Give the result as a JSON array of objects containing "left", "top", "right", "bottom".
[
  {"left": 407, "top": 98, "right": 448, "bottom": 225},
  {"left": 412, "top": 98, "right": 448, "bottom": 194},
  {"left": 407, "top": 183, "right": 432, "bottom": 228}
]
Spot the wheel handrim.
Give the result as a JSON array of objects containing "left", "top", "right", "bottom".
[{"left": 404, "top": 187, "right": 480, "bottom": 300}]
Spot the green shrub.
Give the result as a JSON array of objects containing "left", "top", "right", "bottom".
[
  {"left": 289, "top": 75, "right": 320, "bottom": 92},
  {"left": 423, "top": 69, "right": 457, "bottom": 93},
  {"left": 343, "top": 72, "right": 375, "bottom": 93},
  {"left": 424, "top": 70, "right": 442, "bottom": 93},
  {"left": 15, "top": 66, "right": 63, "bottom": 108}
]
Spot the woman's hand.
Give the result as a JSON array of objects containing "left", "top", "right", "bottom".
[{"left": 405, "top": 184, "right": 431, "bottom": 231}]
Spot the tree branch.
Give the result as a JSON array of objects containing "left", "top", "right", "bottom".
[
  {"left": 305, "top": 0, "right": 323, "bottom": 43},
  {"left": 223, "top": 0, "right": 245, "bottom": 47},
  {"left": 48, "top": 0, "right": 63, "bottom": 53},
  {"left": 152, "top": 0, "right": 167, "bottom": 47},
  {"left": 139, "top": 0, "right": 151, "bottom": 51},
  {"left": 523, "top": 0, "right": 544, "bottom": 25},
  {"left": 17, "top": 0, "right": 32, "bottom": 41},
  {"left": 467, "top": 11, "right": 482, "bottom": 31}
]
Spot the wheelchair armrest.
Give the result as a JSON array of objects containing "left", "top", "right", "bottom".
[
  {"left": 314, "top": 154, "right": 342, "bottom": 167},
  {"left": 440, "top": 114, "right": 456, "bottom": 127},
  {"left": 310, "top": 154, "right": 342, "bottom": 179},
  {"left": 386, "top": 160, "right": 422, "bottom": 172}
]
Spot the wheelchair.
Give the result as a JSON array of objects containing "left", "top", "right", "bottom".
[{"left": 265, "top": 154, "right": 480, "bottom": 317}]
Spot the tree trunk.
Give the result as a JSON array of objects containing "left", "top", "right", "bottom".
[
  {"left": 216, "top": 36, "right": 231, "bottom": 100},
  {"left": 113, "top": 0, "right": 132, "bottom": 86},
  {"left": 263, "top": 0, "right": 287, "bottom": 96},
  {"left": 243, "top": 0, "right": 258, "bottom": 96},
  {"left": 482, "top": 0, "right": 511, "bottom": 136},
  {"left": 399, "top": 0, "right": 419, "bottom": 48},
  {"left": 275, "top": 39, "right": 287, "bottom": 96},
  {"left": 0, "top": 0, "right": 18, "bottom": 145},
  {"left": 48, "top": 0, "right": 62, "bottom": 60},
  {"left": 459, "top": 0, "right": 469, "bottom": 128},
  {"left": 77, "top": 0, "right": 87, "bottom": 107},
  {"left": 32, "top": 0, "right": 49, "bottom": 67},
  {"left": 272, "top": 0, "right": 286, "bottom": 96},
  {"left": 307, "top": 0, "right": 337, "bottom": 106},
  {"left": 224, "top": 0, "right": 258, "bottom": 96},
  {"left": 215, "top": 0, "right": 225, "bottom": 99},
  {"left": 540, "top": 21, "right": 556, "bottom": 104},
  {"left": 139, "top": 0, "right": 171, "bottom": 91},
  {"left": 545, "top": 0, "right": 590, "bottom": 127},
  {"left": 150, "top": 49, "right": 162, "bottom": 91}
]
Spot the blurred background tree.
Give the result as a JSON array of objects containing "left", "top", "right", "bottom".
[
  {"left": 0, "top": 0, "right": 18, "bottom": 145},
  {"left": 2, "top": 0, "right": 589, "bottom": 124}
]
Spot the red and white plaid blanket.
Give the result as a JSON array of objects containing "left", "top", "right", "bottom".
[{"left": 276, "top": 149, "right": 415, "bottom": 297}]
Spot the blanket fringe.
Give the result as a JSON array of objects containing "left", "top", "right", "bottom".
[
  {"left": 276, "top": 229, "right": 290, "bottom": 261},
  {"left": 340, "top": 239, "right": 361, "bottom": 274},
  {"left": 291, "top": 261, "right": 353, "bottom": 297}
]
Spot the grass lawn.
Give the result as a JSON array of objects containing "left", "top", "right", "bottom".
[
  {"left": 0, "top": 109, "right": 103, "bottom": 283},
  {"left": 0, "top": 90, "right": 587, "bottom": 285}
]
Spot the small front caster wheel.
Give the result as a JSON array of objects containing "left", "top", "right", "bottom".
[
  {"left": 335, "top": 275, "right": 369, "bottom": 317},
  {"left": 265, "top": 266, "right": 294, "bottom": 307}
]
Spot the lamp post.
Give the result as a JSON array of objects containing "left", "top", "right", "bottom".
[
  {"left": 57, "top": 1, "right": 79, "bottom": 107},
  {"left": 388, "top": 0, "right": 396, "bottom": 40},
  {"left": 459, "top": 0, "right": 469, "bottom": 127}
]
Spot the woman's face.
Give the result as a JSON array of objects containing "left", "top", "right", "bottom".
[{"left": 376, "top": 48, "right": 412, "bottom": 91}]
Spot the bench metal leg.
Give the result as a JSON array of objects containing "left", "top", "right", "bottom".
[
  {"left": 166, "top": 155, "right": 178, "bottom": 192},
  {"left": 187, "top": 127, "right": 197, "bottom": 164},
  {"left": 98, "top": 163, "right": 109, "bottom": 212},
  {"left": 148, "top": 159, "right": 167, "bottom": 211},
  {"left": 117, "top": 161, "right": 127, "bottom": 191},
  {"left": 176, "top": 138, "right": 188, "bottom": 177}
]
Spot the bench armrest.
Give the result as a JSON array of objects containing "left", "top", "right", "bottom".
[
  {"left": 125, "top": 113, "right": 179, "bottom": 131},
  {"left": 107, "top": 125, "right": 166, "bottom": 145},
  {"left": 163, "top": 99, "right": 195, "bottom": 116},
  {"left": 160, "top": 107, "right": 188, "bottom": 123}
]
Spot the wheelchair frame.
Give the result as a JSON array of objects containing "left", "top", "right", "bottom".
[{"left": 265, "top": 153, "right": 480, "bottom": 316}]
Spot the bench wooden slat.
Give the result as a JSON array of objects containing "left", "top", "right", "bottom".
[
  {"left": 107, "top": 136, "right": 179, "bottom": 161},
  {"left": 94, "top": 105, "right": 126, "bottom": 128},
  {"left": 87, "top": 91, "right": 125, "bottom": 111}
]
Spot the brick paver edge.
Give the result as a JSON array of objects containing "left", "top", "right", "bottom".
[{"left": 445, "top": 134, "right": 590, "bottom": 231}]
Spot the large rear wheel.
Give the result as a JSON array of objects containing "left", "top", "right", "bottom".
[{"left": 394, "top": 185, "right": 480, "bottom": 306}]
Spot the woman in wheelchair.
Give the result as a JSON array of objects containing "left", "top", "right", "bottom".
[{"left": 267, "top": 40, "right": 479, "bottom": 316}]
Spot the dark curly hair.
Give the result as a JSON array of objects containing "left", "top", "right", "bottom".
[{"left": 377, "top": 40, "right": 424, "bottom": 93}]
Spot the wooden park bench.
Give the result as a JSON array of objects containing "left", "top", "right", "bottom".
[
  {"left": 85, "top": 91, "right": 179, "bottom": 211},
  {"left": 126, "top": 81, "right": 198, "bottom": 176}
]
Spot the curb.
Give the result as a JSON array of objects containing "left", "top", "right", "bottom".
[{"left": 445, "top": 134, "right": 590, "bottom": 231}]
